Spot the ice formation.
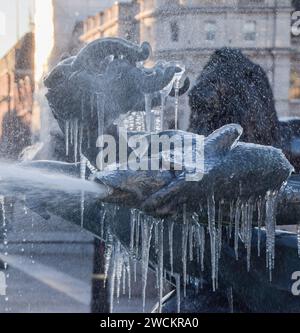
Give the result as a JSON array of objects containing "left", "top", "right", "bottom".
[{"left": 98, "top": 190, "right": 282, "bottom": 313}]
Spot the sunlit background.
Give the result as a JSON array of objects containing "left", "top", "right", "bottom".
[{"left": 34, "top": 0, "right": 54, "bottom": 83}]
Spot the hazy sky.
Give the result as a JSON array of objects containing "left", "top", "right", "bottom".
[
  {"left": 0, "top": 0, "right": 34, "bottom": 57},
  {"left": 0, "top": 0, "right": 131, "bottom": 58}
]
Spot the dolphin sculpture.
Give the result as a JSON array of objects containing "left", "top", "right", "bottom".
[
  {"left": 89, "top": 124, "right": 293, "bottom": 218},
  {"left": 15, "top": 124, "right": 293, "bottom": 223}
]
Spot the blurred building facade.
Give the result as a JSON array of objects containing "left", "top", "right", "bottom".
[
  {"left": 81, "top": 0, "right": 294, "bottom": 123},
  {"left": 0, "top": 32, "right": 34, "bottom": 158},
  {"left": 50, "top": 0, "right": 131, "bottom": 65}
]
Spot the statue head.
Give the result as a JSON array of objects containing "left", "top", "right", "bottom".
[
  {"left": 188, "top": 47, "right": 280, "bottom": 146},
  {"left": 44, "top": 37, "right": 189, "bottom": 162}
]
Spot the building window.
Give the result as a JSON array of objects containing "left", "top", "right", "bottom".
[
  {"left": 239, "top": 0, "right": 264, "bottom": 5},
  {"left": 205, "top": 21, "right": 217, "bottom": 41},
  {"left": 170, "top": 21, "right": 179, "bottom": 42},
  {"left": 243, "top": 21, "right": 256, "bottom": 41}
]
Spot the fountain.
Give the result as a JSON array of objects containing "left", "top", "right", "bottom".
[
  {"left": 189, "top": 47, "right": 300, "bottom": 172},
  {"left": 1, "top": 38, "right": 300, "bottom": 313}
]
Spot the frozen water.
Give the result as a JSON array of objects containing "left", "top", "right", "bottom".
[
  {"left": 199, "top": 224, "right": 205, "bottom": 272},
  {"left": 182, "top": 204, "right": 188, "bottom": 297},
  {"left": 234, "top": 199, "right": 241, "bottom": 260},
  {"left": 104, "top": 234, "right": 113, "bottom": 286},
  {"left": 141, "top": 215, "right": 154, "bottom": 311},
  {"left": 115, "top": 242, "right": 123, "bottom": 302},
  {"left": 0, "top": 196, "right": 6, "bottom": 227},
  {"left": 107, "top": 237, "right": 133, "bottom": 312},
  {"left": 168, "top": 221, "right": 174, "bottom": 275},
  {"left": 217, "top": 201, "right": 223, "bottom": 259},
  {"left": 207, "top": 194, "right": 217, "bottom": 291},
  {"left": 172, "top": 63, "right": 185, "bottom": 130},
  {"left": 189, "top": 224, "right": 194, "bottom": 262},
  {"left": 160, "top": 94, "right": 167, "bottom": 131},
  {"left": 265, "top": 191, "right": 278, "bottom": 282},
  {"left": 73, "top": 119, "right": 79, "bottom": 163},
  {"left": 0, "top": 161, "right": 108, "bottom": 197},
  {"left": 257, "top": 198, "right": 263, "bottom": 257},
  {"left": 175, "top": 273, "right": 181, "bottom": 313},
  {"left": 65, "top": 120, "right": 69, "bottom": 156},
  {"left": 159, "top": 67, "right": 174, "bottom": 130},
  {"left": 174, "top": 79, "right": 180, "bottom": 130},
  {"left": 144, "top": 93, "right": 153, "bottom": 133},
  {"left": 79, "top": 123, "right": 83, "bottom": 156},
  {"left": 298, "top": 222, "right": 300, "bottom": 258},
  {"left": 157, "top": 220, "right": 164, "bottom": 313},
  {"left": 245, "top": 200, "right": 254, "bottom": 272}
]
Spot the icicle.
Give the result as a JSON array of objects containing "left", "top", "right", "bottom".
[
  {"left": 80, "top": 155, "right": 87, "bottom": 179},
  {"left": 109, "top": 251, "right": 116, "bottom": 313},
  {"left": 141, "top": 215, "right": 154, "bottom": 312},
  {"left": 130, "top": 209, "right": 136, "bottom": 254},
  {"left": 216, "top": 201, "right": 223, "bottom": 289},
  {"left": 257, "top": 198, "right": 263, "bottom": 257},
  {"left": 207, "top": 194, "right": 217, "bottom": 291},
  {"left": 160, "top": 94, "right": 167, "bottom": 131},
  {"left": 80, "top": 191, "right": 85, "bottom": 228},
  {"left": 80, "top": 156, "right": 87, "bottom": 228},
  {"left": 125, "top": 259, "right": 131, "bottom": 299},
  {"left": 115, "top": 242, "right": 123, "bottom": 303},
  {"left": 100, "top": 206, "right": 106, "bottom": 239},
  {"left": 265, "top": 191, "right": 278, "bottom": 282},
  {"left": 144, "top": 93, "right": 152, "bottom": 133},
  {"left": 298, "top": 222, "right": 300, "bottom": 258},
  {"left": 65, "top": 120, "right": 69, "bottom": 156},
  {"left": 195, "top": 226, "right": 200, "bottom": 264},
  {"left": 189, "top": 224, "right": 194, "bottom": 262},
  {"left": 87, "top": 128, "right": 91, "bottom": 149},
  {"left": 90, "top": 94, "right": 94, "bottom": 118},
  {"left": 154, "top": 222, "right": 159, "bottom": 254},
  {"left": 168, "top": 221, "right": 174, "bottom": 275},
  {"left": 135, "top": 211, "right": 141, "bottom": 258},
  {"left": 73, "top": 118, "right": 78, "bottom": 163},
  {"left": 200, "top": 225, "right": 205, "bottom": 272},
  {"left": 79, "top": 123, "right": 83, "bottom": 156},
  {"left": 157, "top": 220, "right": 164, "bottom": 313},
  {"left": 81, "top": 94, "right": 85, "bottom": 121},
  {"left": 217, "top": 201, "right": 223, "bottom": 258},
  {"left": 182, "top": 204, "right": 188, "bottom": 297},
  {"left": 175, "top": 273, "right": 181, "bottom": 313},
  {"left": 234, "top": 199, "right": 241, "bottom": 260},
  {"left": 122, "top": 264, "right": 126, "bottom": 295},
  {"left": 229, "top": 201, "right": 234, "bottom": 239},
  {"left": 245, "top": 200, "right": 253, "bottom": 272},
  {"left": 70, "top": 120, "right": 73, "bottom": 145},
  {"left": 104, "top": 234, "right": 113, "bottom": 285},
  {"left": 155, "top": 267, "right": 159, "bottom": 290},
  {"left": 133, "top": 211, "right": 140, "bottom": 283},
  {"left": 240, "top": 203, "right": 247, "bottom": 243},
  {"left": 0, "top": 196, "right": 6, "bottom": 227},
  {"left": 174, "top": 79, "right": 180, "bottom": 130},
  {"left": 128, "top": 209, "right": 138, "bottom": 286},
  {"left": 194, "top": 215, "right": 206, "bottom": 273}
]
